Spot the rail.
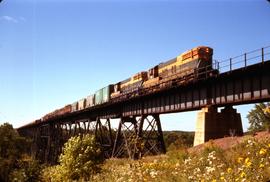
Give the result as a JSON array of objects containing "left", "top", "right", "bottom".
[{"left": 214, "top": 45, "right": 270, "bottom": 73}]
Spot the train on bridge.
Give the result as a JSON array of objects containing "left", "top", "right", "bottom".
[
  {"left": 41, "top": 46, "right": 215, "bottom": 121},
  {"left": 18, "top": 45, "right": 270, "bottom": 162}
]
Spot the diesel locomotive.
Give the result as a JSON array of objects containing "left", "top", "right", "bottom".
[{"left": 42, "top": 46, "right": 214, "bottom": 121}]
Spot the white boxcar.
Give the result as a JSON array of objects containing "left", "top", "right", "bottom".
[
  {"left": 71, "top": 102, "right": 78, "bottom": 112},
  {"left": 86, "top": 94, "right": 95, "bottom": 108},
  {"left": 78, "top": 98, "right": 86, "bottom": 110}
]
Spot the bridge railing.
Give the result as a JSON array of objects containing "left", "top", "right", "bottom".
[{"left": 214, "top": 45, "right": 270, "bottom": 73}]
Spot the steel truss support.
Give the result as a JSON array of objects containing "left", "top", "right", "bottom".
[
  {"left": 34, "top": 124, "right": 51, "bottom": 163},
  {"left": 112, "top": 117, "right": 138, "bottom": 158},
  {"left": 136, "top": 114, "right": 166, "bottom": 158},
  {"left": 32, "top": 118, "right": 115, "bottom": 163},
  {"left": 112, "top": 114, "right": 166, "bottom": 159},
  {"left": 95, "top": 118, "right": 114, "bottom": 158}
]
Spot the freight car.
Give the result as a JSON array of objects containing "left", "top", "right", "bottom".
[
  {"left": 40, "top": 46, "right": 215, "bottom": 120},
  {"left": 95, "top": 85, "right": 114, "bottom": 105},
  {"left": 42, "top": 104, "right": 71, "bottom": 121}
]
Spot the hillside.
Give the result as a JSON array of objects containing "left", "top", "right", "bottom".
[{"left": 189, "top": 131, "right": 270, "bottom": 153}]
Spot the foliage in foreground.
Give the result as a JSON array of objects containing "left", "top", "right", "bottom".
[
  {"left": 0, "top": 123, "right": 41, "bottom": 182},
  {"left": 92, "top": 137, "right": 270, "bottom": 182},
  {"left": 9, "top": 156, "right": 43, "bottom": 182},
  {"left": 42, "top": 134, "right": 104, "bottom": 182}
]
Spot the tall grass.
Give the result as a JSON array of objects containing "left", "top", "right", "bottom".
[{"left": 93, "top": 137, "right": 270, "bottom": 182}]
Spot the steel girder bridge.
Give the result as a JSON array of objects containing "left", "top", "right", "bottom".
[{"left": 18, "top": 46, "right": 270, "bottom": 163}]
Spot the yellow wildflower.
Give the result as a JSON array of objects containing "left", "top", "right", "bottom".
[
  {"left": 264, "top": 107, "right": 270, "bottom": 114},
  {"left": 245, "top": 158, "right": 252, "bottom": 167},
  {"left": 259, "top": 163, "right": 265, "bottom": 168},
  {"left": 246, "top": 161, "right": 251, "bottom": 167},
  {"left": 240, "top": 172, "right": 246, "bottom": 178},
  {"left": 259, "top": 148, "right": 267, "bottom": 155},
  {"left": 212, "top": 179, "right": 217, "bottom": 182},
  {"left": 220, "top": 176, "right": 225, "bottom": 180},
  {"left": 227, "top": 167, "right": 232, "bottom": 173},
  {"left": 237, "top": 157, "right": 244, "bottom": 163}
]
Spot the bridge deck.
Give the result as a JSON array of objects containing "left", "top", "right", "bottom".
[{"left": 18, "top": 60, "right": 270, "bottom": 130}]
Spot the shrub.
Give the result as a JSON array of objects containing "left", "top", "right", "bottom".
[
  {"left": 9, "top": 157, "right": 42, "bottom": 182},
  {"left": 42, "top": 134, "right": 104, "bottom": 181}
]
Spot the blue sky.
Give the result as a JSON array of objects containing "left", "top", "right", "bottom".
[{"left": 0, "top": 0, "right": 270, "bottom": 131}]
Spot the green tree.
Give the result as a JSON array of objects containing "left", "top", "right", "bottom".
[
  {"left": 0, "top": 123, "right": 41, "bottom": 182},
  {"left": 0, "top": 123, "right": 27, "bottom": 181},
  {"left": 163, "top": 131, "right": 194, "bottom": 151},
  {"left": 247, "top": 103, "right": 270, "bottom": 132},
  {"left": 42, "top": 134, "right": 104, "bottom": 181}
]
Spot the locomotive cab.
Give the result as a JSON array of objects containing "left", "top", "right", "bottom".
[{"left": 178, "top": 46, "right": 213, "bottom": 79}]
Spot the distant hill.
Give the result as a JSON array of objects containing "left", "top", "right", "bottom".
[{"left": 163, "top": 130, "right": 194, "bottom": 150}]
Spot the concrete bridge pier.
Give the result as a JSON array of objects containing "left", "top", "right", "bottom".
[{"left": 193, "top": 106, "right": 243, "bottom": 146}]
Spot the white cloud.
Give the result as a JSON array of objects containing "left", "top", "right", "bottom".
[
  {"left": 19, "top": 16, "right": 26, "bottom": 22},
  {"left": 0, "top": 16, "right": 26, "bottom": 23},
  {"left": 0, "top": 16, "right": 18, "bottom": 23}
]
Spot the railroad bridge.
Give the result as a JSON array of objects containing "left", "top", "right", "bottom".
[{"left": 18, "top": 46, "right": 270, "bottom": 163}]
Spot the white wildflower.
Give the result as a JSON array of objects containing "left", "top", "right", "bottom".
[
  {"left": 205, "top": 166, "right": 215, "bottom": 173},
  {"left": 184, "top": 157, "right": 191, "bottom": 165},
  {"left": 150, "top": 170, "right": 158, "bottom": 178}
]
